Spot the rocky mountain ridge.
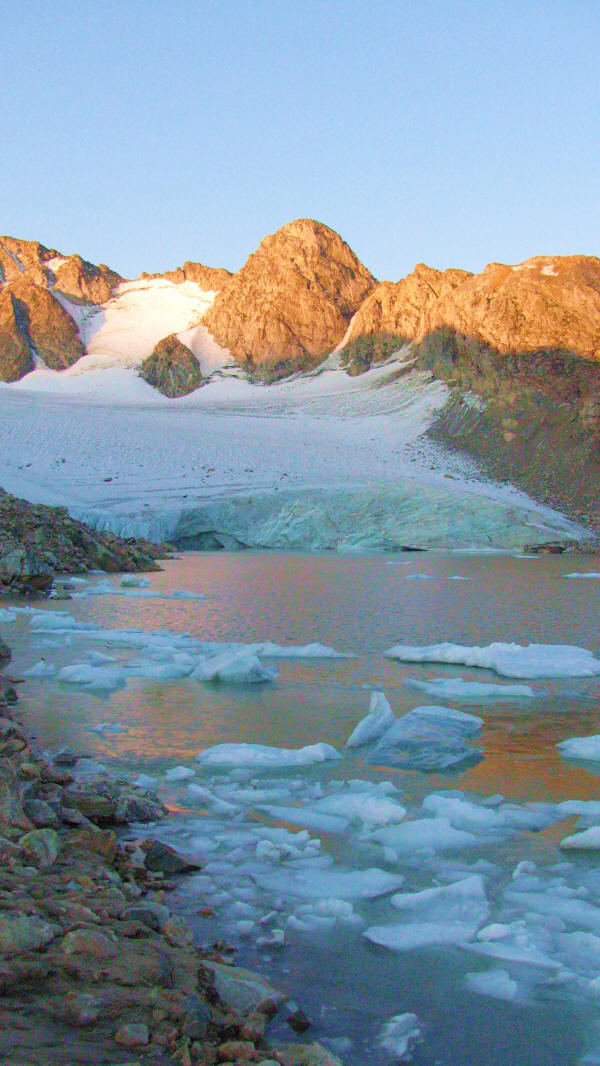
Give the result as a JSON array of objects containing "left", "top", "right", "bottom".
[{"left": 1, "top": 223, "right": 599, "bottom": 528}]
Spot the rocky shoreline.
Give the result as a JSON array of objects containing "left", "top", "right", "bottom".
[
  {"left": 0, "top": 488, "right": 174, "bottom": 596},
  {"left": 0, "top": 636, "right": 344, "bottom": 1066}
]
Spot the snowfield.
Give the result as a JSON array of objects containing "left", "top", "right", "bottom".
[{"left": 0, "top": 292, "right": 588, "bottom": 550}]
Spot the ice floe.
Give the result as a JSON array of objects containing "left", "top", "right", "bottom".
[
  {"left": 57, "top": 663, "right": 128, "bottom": 692},
  {"left": 366, "top": 705, "right": 483, "bottom": 772},
  {"left": 345, "top": 691, "right": 395, "bottom": 748},
  {"left": 191, "top": 649, "right": 278, "bottom": 684},
  {"left": 386, "top": 641, "right": 600, "bottom": 678},
  {"left": 377, "top": 1013, "right": 422, "bottom": 1059},
  {"left": 196, "top": 742, "right": 341, "bottom": 769},
  {"left": 23, "top": 659, "right": 57, "bottom": 678},
  {"left": 364, "top": 874, "right": 489, "bottom": 950},
  {"left": 557, "top": 735, "right": 600, "bottom": 763},
  {"left": 405, "top": 677, "right": 535, "bottom": 700},
  {"left": 465, "top": 967, "right": 518, "bottom": 1000}
]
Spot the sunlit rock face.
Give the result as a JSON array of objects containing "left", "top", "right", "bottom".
[{"left": 201, "top": 218, "right": 377, "bottom": 379}]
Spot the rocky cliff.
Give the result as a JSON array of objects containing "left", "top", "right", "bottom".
[
  {"left": 146, "top": 260, "right": 232, "bottom": 290},
  {"left": 0, "top": 236, "right": 121, "bottom": 304},
  {"left": 139, "top": 333, "right": 203, "bottom": 397},
  {"left": 202, "top": 219, "right": 377, "bottom": 378},
  {"left": 2, "top": 278, "right": 84, "bottom": 371},
  {"left": 341, "top": 263, "right": 471, "bottom": 372}
]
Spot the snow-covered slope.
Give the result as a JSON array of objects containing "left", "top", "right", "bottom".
[
  {"left": 17, "top": 277, "right": 230, "bottom": 386},
  {"left": 0, "top": 354, "right": 587, "bottom": 551}
]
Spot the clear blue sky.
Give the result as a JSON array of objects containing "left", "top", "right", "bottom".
[{"left": 2, "top": 1, "right": 599, "bottom": 281}]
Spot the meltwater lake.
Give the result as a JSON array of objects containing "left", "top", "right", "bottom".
[{"left": 8, "top": 548, "right": 600, "bottom": 1065}]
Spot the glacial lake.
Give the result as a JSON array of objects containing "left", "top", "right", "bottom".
[{"left": 8, "top": 548, "right": 600, "bottom": 1066}]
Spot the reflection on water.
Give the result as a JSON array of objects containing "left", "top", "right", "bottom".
[{"left": 7, "top": 549, "right": 600, "bottom": 1066}]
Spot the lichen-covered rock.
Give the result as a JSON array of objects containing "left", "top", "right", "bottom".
[
  {"left": 139, "top": 333, "right": 203, "bottom": 397},
  {"left": 20, "top": 827, "right": 61, "bottom": 868},
  {"left": 202, "top": 218, "right": 376, "bottom": 378},
  {"left": 0, "top": 915, "right": 59, "bottom": 955}
]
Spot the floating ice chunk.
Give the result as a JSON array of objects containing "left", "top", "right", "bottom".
[
  {"left": 127, "top": 653, "right": 196, "bottom": 681},
  {"left": 386, "top": 641, "right": 600, "bottom": 678},
  {"left": 369, "top": 817, "right": 477, "bottom": 855},
  {"left": 89, "top": 720, "right": 125, "bottom": 735},
  {"left": 170, "top": 589, "right": 207, "bottom": 600},
  {"left": 287, "top": 897, "right": 361, "bottom": 933},
  {"left": 377, "top": 1013, "right": 421, "bottom": 1060},
  {"left": 368, "top": 705, "right": 482, "bottom": 772},
  {"left": 565, "top": 572, "right": 600, "bottom": 579},
  {"left": 465, "top": 968, "right": 518, "bottom": 1000},
  {"left": 557, "top": 735, "right": 600, "bottom": 763},
  {"left": 364, "top": 874, "right": 489, "bottom": 950},
  {"left": 120, "top": 575, "right": 150, "bottom": 588},
  {"left": 560, "top": 827, "right": 600, "bottom": 850},
  {"left": 0, "top": 609, "right": 16, "bottom": 623},
  {"left": 470, "top": 919, "right": 560, "bottom": 970},
  {"left": 187, "top": 783, "right": 239, "bottom": 815},
  {"left": 251, "top": 866, "right": 405, "bottom": 900},
  {"left": 345, "top": 691, "right": 395, "bottom": 748},
  {"left": 257, "top": 804, "right": 350, "bottom": 834},
  {"left": 312, "top": 791, "right": 407, "bottom": 827},
  {"left": 165, "top": 765, "right": 195, "bottom": 782},
  {"left": 134, "top": 773, "right": 160, "bottom": 790},
  {"left": 191, "top": 649, "right": 278, "bottom": 684},
  {"left": 422, "top": 794, "right": 501, "bottom": 833},
  {"left": 405, "top": 677, "right": 535, "bottom": 700},
  {"left": 406, "top": 573, "right": 433, "bottom": 580},
  {"left": 251, "top": 641, "right": 351, "bottom": 658},
  {"left": 196, "top": 742, "right": 341, "bottom": 769},
  {"left": 58, "top": 663, "right": 127, "bottom": 692},
  {"left": 88, "top": 650, "right": 118, "bottom": 664},
  {"left": 448, "top": 575, "right": 472, "bottom": 581},
  {"left": 23, "top": 659, "right": 57, "bottom": 678},
  {"left": 29, "top": 610, "right": 82, "bottom": 633}
]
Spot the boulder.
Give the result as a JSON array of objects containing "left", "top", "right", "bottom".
[
  {"left": 138, "top": 838, "right": 201, "bottom": 874},
  {"left": 139, "top": 333, "right": 203, "bottom": 397},
  {"left": 0, "top": 547, "right": 53, "bottom": 593},
  {"left": 201, "top": 960, "right": 285, "bottom": 1014},
  {"left": 0, "top": 915, "right": 59, "bottom": 955}
]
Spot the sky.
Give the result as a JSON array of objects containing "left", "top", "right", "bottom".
[{"left": 2, "top": 0, "right": 599, "bottom": 282}]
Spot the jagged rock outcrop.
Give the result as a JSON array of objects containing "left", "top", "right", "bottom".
[
  {"left": 202, "top": 218, "right": 377, "bottom": 378},
  {"left": 0, "top": 236, "right": 121, "bottom": 305},
  {"left": 0, "top": 237, "right": 57, "bottom": 288},
  {"left": 0, "top": 289, "right": 34, "bottom": 381},
  {"left": 139, "top": 333, "right": 203, "bottom": 397},
  {"left": 1, "top": 278, "right": 84, "bottom": 372},
  {"left": 146, "top": 260, "right": 232, "bottom": 290},
  {"left": 342, "top": 263, "right": 471, "bottom": 371},
  {"left": 51, "top": 254, "right": 120, "bottom": 304},
  {"left": 425, "top": 255, "right": 600, "bottom": 359}
]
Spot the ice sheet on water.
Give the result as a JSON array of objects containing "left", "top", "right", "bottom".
[
  {"left": 364, "top": 874, "right": 489, "bottom": 950},
  {"left": 287, "top": 898, "right": 361, "bottom": 933},
  {"left": 191, "top": 649, "right": 278, "bottom": 684},
  {"left": 120, "top": 575, "right": 150, "bottom": 588},
  {"left": 557, "top": 735, "right": 600, "bottom": 763},
  {"left": 405, "top": 676, "right": 535, "bottom": 700},
  {"left": 386, "top": 641, "right": 600, "bottom": 678},
  {"left": 345, "top": 691, "right": 395, "bottom": 748},
  {"left": 465, "top": 968, "right": 518, "bottom": 1000},
  {"left": 377, "top": 1013, "right": 421, "bottom": 1060},
  {"left": 565, "top": 572, "right": 600, "bottom": 579},
  {"left": 196, "top": 742, "right": 341, "bottom": 769},
  {"left": 367, "top": 704, "right": 483, "bottom": 772},
  {"left": 76, "top": 579, "right": 207, "bottom": 601},
  {"left": 250, "top": 865, "right": 405, "bottom": 900},
  {"left": 58, "top": 663, "right": 128, "bottom": 692},
  {"left": 469, "top": 919, "right": 561, "bottom": 971}
]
